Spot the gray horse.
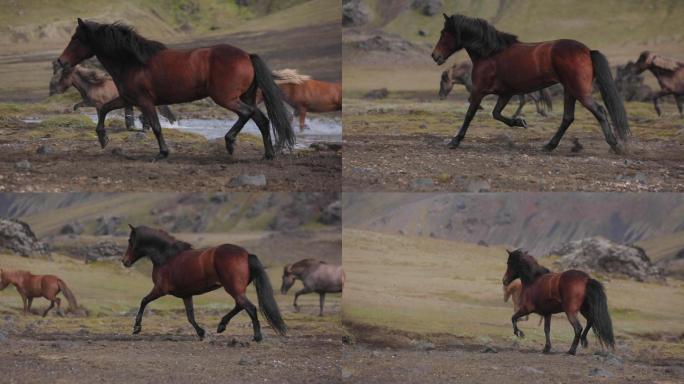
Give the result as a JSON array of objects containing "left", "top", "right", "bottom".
[{"left": 281, "top": 259, "right": 345, "bottom": 316}]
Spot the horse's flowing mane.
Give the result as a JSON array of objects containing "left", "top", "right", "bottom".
[
  {"left": 78, "top": 21, "right": 167, "bottom": 65},
  {"left": 134, "top": 226, "right": 193, "bottom": 266},
  {"left": 286, "top": 258, "right": 325, "bottom": 274},
  {"left": 74, "top": 65, "right": 112, "bottom": 85},
  {"left": 271, "top": 69, "right": 312, "bottom": 85},
  {"left": 448, "top": 14, "right": 519, "bottom": 58},
  {"left": 508, "top": 249, "right": 551, "bottom": 284}
]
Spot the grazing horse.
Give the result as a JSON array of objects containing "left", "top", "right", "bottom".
[
  {"left": 49, "top": 62, "right": 177, "bottom": 130},
  {"left": 121, "top": 225, "right": 286, "bottom": 341},
  {"left": 258, "top": 69, "right": 342, "bottom": 131},
  {"left": 280, "top": 258, "right": 345, "bottom": 316},
  {"left": 633, "top": 51, "right": 684, "bottom": 117},
  {"left": 431, "top": 14, "right": 629, "bottom": 153},
  {"left": 502, "top": 249, "right": 615, "bottom": 355},
  {"left": 57, "top": 19, "right": 293, "bottom": 160},
  {"left": 0, "top": 269, "right": 78, "bottom": 316},
  {"left": 439, "top": 61, "right": 553, "bottom": 117}
]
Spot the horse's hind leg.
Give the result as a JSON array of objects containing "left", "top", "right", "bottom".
[
  {"left": 492, "top": 95, "right": 527, "bottom": 128},
  {"left": 543, "top": 315, "right": 552, "bottom": 353},
  {"left": 318, "top": 292, "right": 326, "bottom": 317},
  {"left": 182, "top": 296, "right": 205, "bottom": 340},
  {"left": 26, "top": 297, "right": 33, "bottom": 314},
  {"left": 217, "top": 304, "right": 243, "bottom": 333},
  {"left": 298, "top": 108, "right": 307, "bottom": 131},
  {"left": 565, "top": 311, "right": 583, "bottom": 355},
  {"left": 42, "top": 300, "right": 55, "bottom": 317},
  {"left": 236, "top": 294, "right": 262, "bottom": 342},
  {"left": 543, "top": 91, "right": 576, "bottom": 151},
  {"left": 220, "top": 100, "right": 253, "bottom": 156},
  {"left": 580, "top": 306, "right": 592, "bottom": 348},
  {"left": 512, "top": 94, "right": 525, "bottom": 118},
  {"left": 124, "top": 106, "right": 136, "bottom": 130},
  {"left": 138, "top": 104, "right": 170, "bottom": 160},
  {"left": 251, "top": 108, "right": 276, "bottom": 159},
  {"left": 578, "top": 95, "right": 622, "bottom": 153},
  {"left": 293, "top": 287, "right": 312, "bottom": 312}
]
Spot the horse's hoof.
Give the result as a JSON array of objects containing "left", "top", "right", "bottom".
[
  {"left": 515, "top": 330, "right": 525, "bottom": 338},
  {"left": 447, "top": 138, "right": 461, "bottom": 149},
  {"left": 567, "top": 349, "right": 577, "bottom": 356},
  {"left": 515, "top": 118, "right": 528, "bottom": 129},
  {"left": 225, "top": 139, "right": 235, "bottom": 155},
  {"left": 542, "top": 143, "right": 555, "bottom": 152},
  {"left": 152, "top": 151, "right": 169, "bottom": 162},
  {"left": 217, "top": 324, "right": 226, "bottom": 334},
  {"left": 252, "top": 334, "right": 263, "bottom": 342},
  {"left": 542, "top": 346, "right": 551, "bottom": 354},
  {"left": 197, "top": 328, "right": 205, "bottom": 340},
  {"left": 581, "top": 339, "right": 588, "bottom": 348},
  {"left": 98, "top": 134, "right": 109, "bottom": 149},
  {"left": 264, "top": 151, "right": 275, "bottom": 160},
  {"left": 132, "top": 325, "right": 141, "bottom": 335},
  {"left": 610, "top": 144, "right": 625, "bottom": 155}
]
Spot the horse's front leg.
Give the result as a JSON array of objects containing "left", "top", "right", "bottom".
[
  {"left": 652, "top": 90, "right": 670, "bottom": 117},
  {"left": 182, "top": 296, "right": 205, "bottom": 340},
  {"left": 138, "top": 104, "right": 169, "bottom": 161},
  {"left": 543, "top": 315, "right": 552, "bottom": 353},
  {"left": 493, "top": 95, "right": 527, "bottom": 129},
  {"left": 133, "top": 289, "right": 164, "bottom": 335},
  {"left": 511, "top": 308, "right": 530, "bottom": 338},
  {"left": 449, "top": 93, "right": 484, "bottom": 149},
  {"left": 293, "top": 287, "right": 312, "bottom": 312},
  {"left": 96, "top": 97, "right": 127, "bottom": 149}
]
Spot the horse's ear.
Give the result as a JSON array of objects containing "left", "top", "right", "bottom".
[
  {"left": 128, "top": 224, "right": 135, "bottom": 232},
  {"left": 77, "top": 18, "right": 85, "bottom": 27},
  {"left": 506, "top": 249, "right": 512, "bottom": 255},
  {"left": 443, "top": 13, "right": 449, "bottom": 21}
]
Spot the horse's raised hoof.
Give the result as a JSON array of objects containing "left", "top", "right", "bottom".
[
  {"left": 196, "top": 328, "right": 205, "bottom": 340},
  {"left": 252, "top": 334, "right": 263, "bottom": 342},
  {"left": 513, "top": 117, "right": 528, "bottom": 129},
  {"left": 97, "top": 132, "right": 109, "bottom": 149},
  {"left": 447, "top": 137, "right": 461, "bottom": 149},
  {"left": 132, "top": 325, "right": 142, "bottom": 335},
  {"left": 217, "top": 323, "right": 226, "bottom": 334},
  {"left": 514, "top": 329, "right": 525, "bottom": 338}
]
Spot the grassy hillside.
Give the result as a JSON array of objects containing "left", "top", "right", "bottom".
[{"left": 342, "top": 229, "right": 684, "bottom": 356}]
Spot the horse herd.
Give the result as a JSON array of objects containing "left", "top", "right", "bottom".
[
  {"left": 431, "top": 13, "right": 684, "bottom": 154},
  {"left": 1, "top": 225, "right": 614, "bottom": 355},
  {"left": 51, "top": 18, "right": 341, "bottom": 160}
]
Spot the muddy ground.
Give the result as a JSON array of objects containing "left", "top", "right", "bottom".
[
  {"left": 0, "top": 305, "right": 342, "bottom": 384},
  {"left": 341, "top": 325, "right": 684, "bottom": 384},
  {"left": 342, "top": 95, "right": 684, "bottom": 192}
]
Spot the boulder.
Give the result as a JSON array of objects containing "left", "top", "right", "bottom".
[
  {"left": 0, "top": 218, "right": 50, "bottom": 257},
  {"left": 319, "top": 200, "right": 341, "bottom": 225},
  {"left": 94, "top": 216, "right": 125, "bottom": 236},
  {"left": 59, "top": 221, "right": 84, "bottom": 236},
  {"left": 84, "top": 241, "right": 124, "bottom": 263},
  {"left": 412, "top": 0, "right": 443, "bottom": 16},
  {"left": 550, "top": 237, "right": 664, "bottom": 281},
  {"left": 342, "top": 0, "right": 369, "bottom": 27}
]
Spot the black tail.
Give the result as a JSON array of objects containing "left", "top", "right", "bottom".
[
  {"left": 591, "top": 50, "right": 630, "bottom": 142},
  {"left": 249, "top": 54, "right": 295, "bottom": 151},
  {"left": 248, "top": 254, "right": 287, "bottom": 336},
  {"left": 584, "top": 278, "right": 615, "bottom": 349}
]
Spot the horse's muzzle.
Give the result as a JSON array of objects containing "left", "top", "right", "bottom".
[{"left": 432, "top": 52, "right": 446, "bottom": 65}]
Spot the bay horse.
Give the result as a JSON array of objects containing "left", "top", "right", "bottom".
[
  {"left": 49, "top": 62, "right": 177, "bottom": 130},
  {"left": 121, "top": 225, "right": 286, "bottom": 341},
  {"left": 258, "top": 69, "right": 342, "bottom": 131},
  {"left": 633, "top": 51, "right": 684, "bottom": 117},
  {"left": 502, "top": 249, "right": 615, "bottom": 355},
  {"left": 57, "top": 19, "right": 294, "bottom": 161},
  {"left": 439, "top": 60, "right": 553, "bottom": 117},
  {"left": 432, "top": 14, "right": 629, "bottom": 153},
  {"left": 0, "top": 269, "right": 78, "bottom": 316},
  {"left": 280, "top": 258, "right": 345, "bottom": 316}
]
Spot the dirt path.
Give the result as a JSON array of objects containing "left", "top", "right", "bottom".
[
  {"left": 0, "top": 122, "right": 340, "bottom": 192},
  {"left": 0, "top": 306, "right": 342, "bottom": 384},
  {"left": 341, "top": 326, "right": 684, "bottom": 384},
  {"left": 342, "top": 98, "right": 684, "bottom": 192}
]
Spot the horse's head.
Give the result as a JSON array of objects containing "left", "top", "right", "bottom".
[
  {"left": 57, "top": 18, "right": 96, "bottom": 70},
  {"left": 280, "top": 264, "right": 296, "bottom": 294},
  {"left": 432, "top": 14, "right": 464, "bottom": 65},
  {"left": 633, "top": 51, "right": 654, "bottom": 74},
  {"left": 503, "top": 249, "right": 525, "bottom": 286},
  {"left": 438, "top": 69, "right": 454, "bottom": 99},
  {"left": 121, "top": 224, "right": 150, "bottom": 267},
  {"left": 49, "top": 60, "right": 74, "bottom": 96}
]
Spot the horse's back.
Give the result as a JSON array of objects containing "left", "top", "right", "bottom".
[
  {"left": 291, "top": 80, "right": 342, "bottom": 111},
  {"left": 307, "top": 263, "right": 344, "bottom": 292}
]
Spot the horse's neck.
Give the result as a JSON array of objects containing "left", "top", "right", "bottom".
[
  {"left": 71, "top": 73, "right": 91, "bottom": 100},
  {"left": 96, "top": 54, "right": 132, "bottom": 85}
]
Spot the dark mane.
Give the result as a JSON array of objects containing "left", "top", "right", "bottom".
[
  {"left": 447, "top": 14, "right": 519, "bottom": 58},
  {"left": 134, "top": 226, "right": 193, "bottom": 266},
  {"left": 78, "top": 21, "right": 166, "bottom": 65},
  {"left": 508, "top": 249, "right": 550, "bottom": 284}
]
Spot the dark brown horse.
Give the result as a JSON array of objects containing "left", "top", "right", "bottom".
[
  {"left": 0, "top": 269, "right": 78, "bottom": 316},
  {"left": 439, "top": 60, "right": 553, "bottom": 117},
  {"left": 121, "top": 225, "right": 286, "bottom": 341},
  {"left": 432, "top": 14, "right": 629, "bottom": 153},
  {"left": 502, "top": 249, "right": 614, "bottom": 355},
  {"left": 633, "top": 51, "right": 684, "bottom": 117},
  {"left": 57, "top": 19, "right": 293, "bottom": 160}
]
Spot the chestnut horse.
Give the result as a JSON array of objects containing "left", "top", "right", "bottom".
[
  {"left": 0, "top": 269, "right": 78, "bottom": 316},
  {"left": 258, "top": 69, "right": 342, "bottom": 131},
  {"left": 49, "top": 62, "right": 177, "bottom": 130},
  {"left": 57, "top": 19, "right": 293, "bottom": 161},
  {"left": 633, "top": 51, "right": 684, "bottom": 117},
  {"left": 502, "top": 249, "right": 614, "bottom": 355},
  {"left": 121, "top": 225, "right": 286, "bottom": 341},
  {"left": 432, "top": 14, "right": 629, "bottom": 153}
]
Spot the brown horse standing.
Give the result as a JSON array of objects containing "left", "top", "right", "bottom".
[
  {"left": 121, "top": 225, "right": 286, "bottom": 341},
  {"left": 57, "top": 19, "right": 293, "bottom": 161},
  {"left": 0, "top": 269, "right": 78, "bottom": 316},
  {"left": 502, "top": 249, "right": 614, "bottom": 355},
  {"left": 431, "top": 14, "right": 629, "bottom": 153},
  {"left": 49, "top": 62, "right": 177, "bottom": 130},
  {"left": 633, "top": 51, "right": 684, "bottom": 117}
]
